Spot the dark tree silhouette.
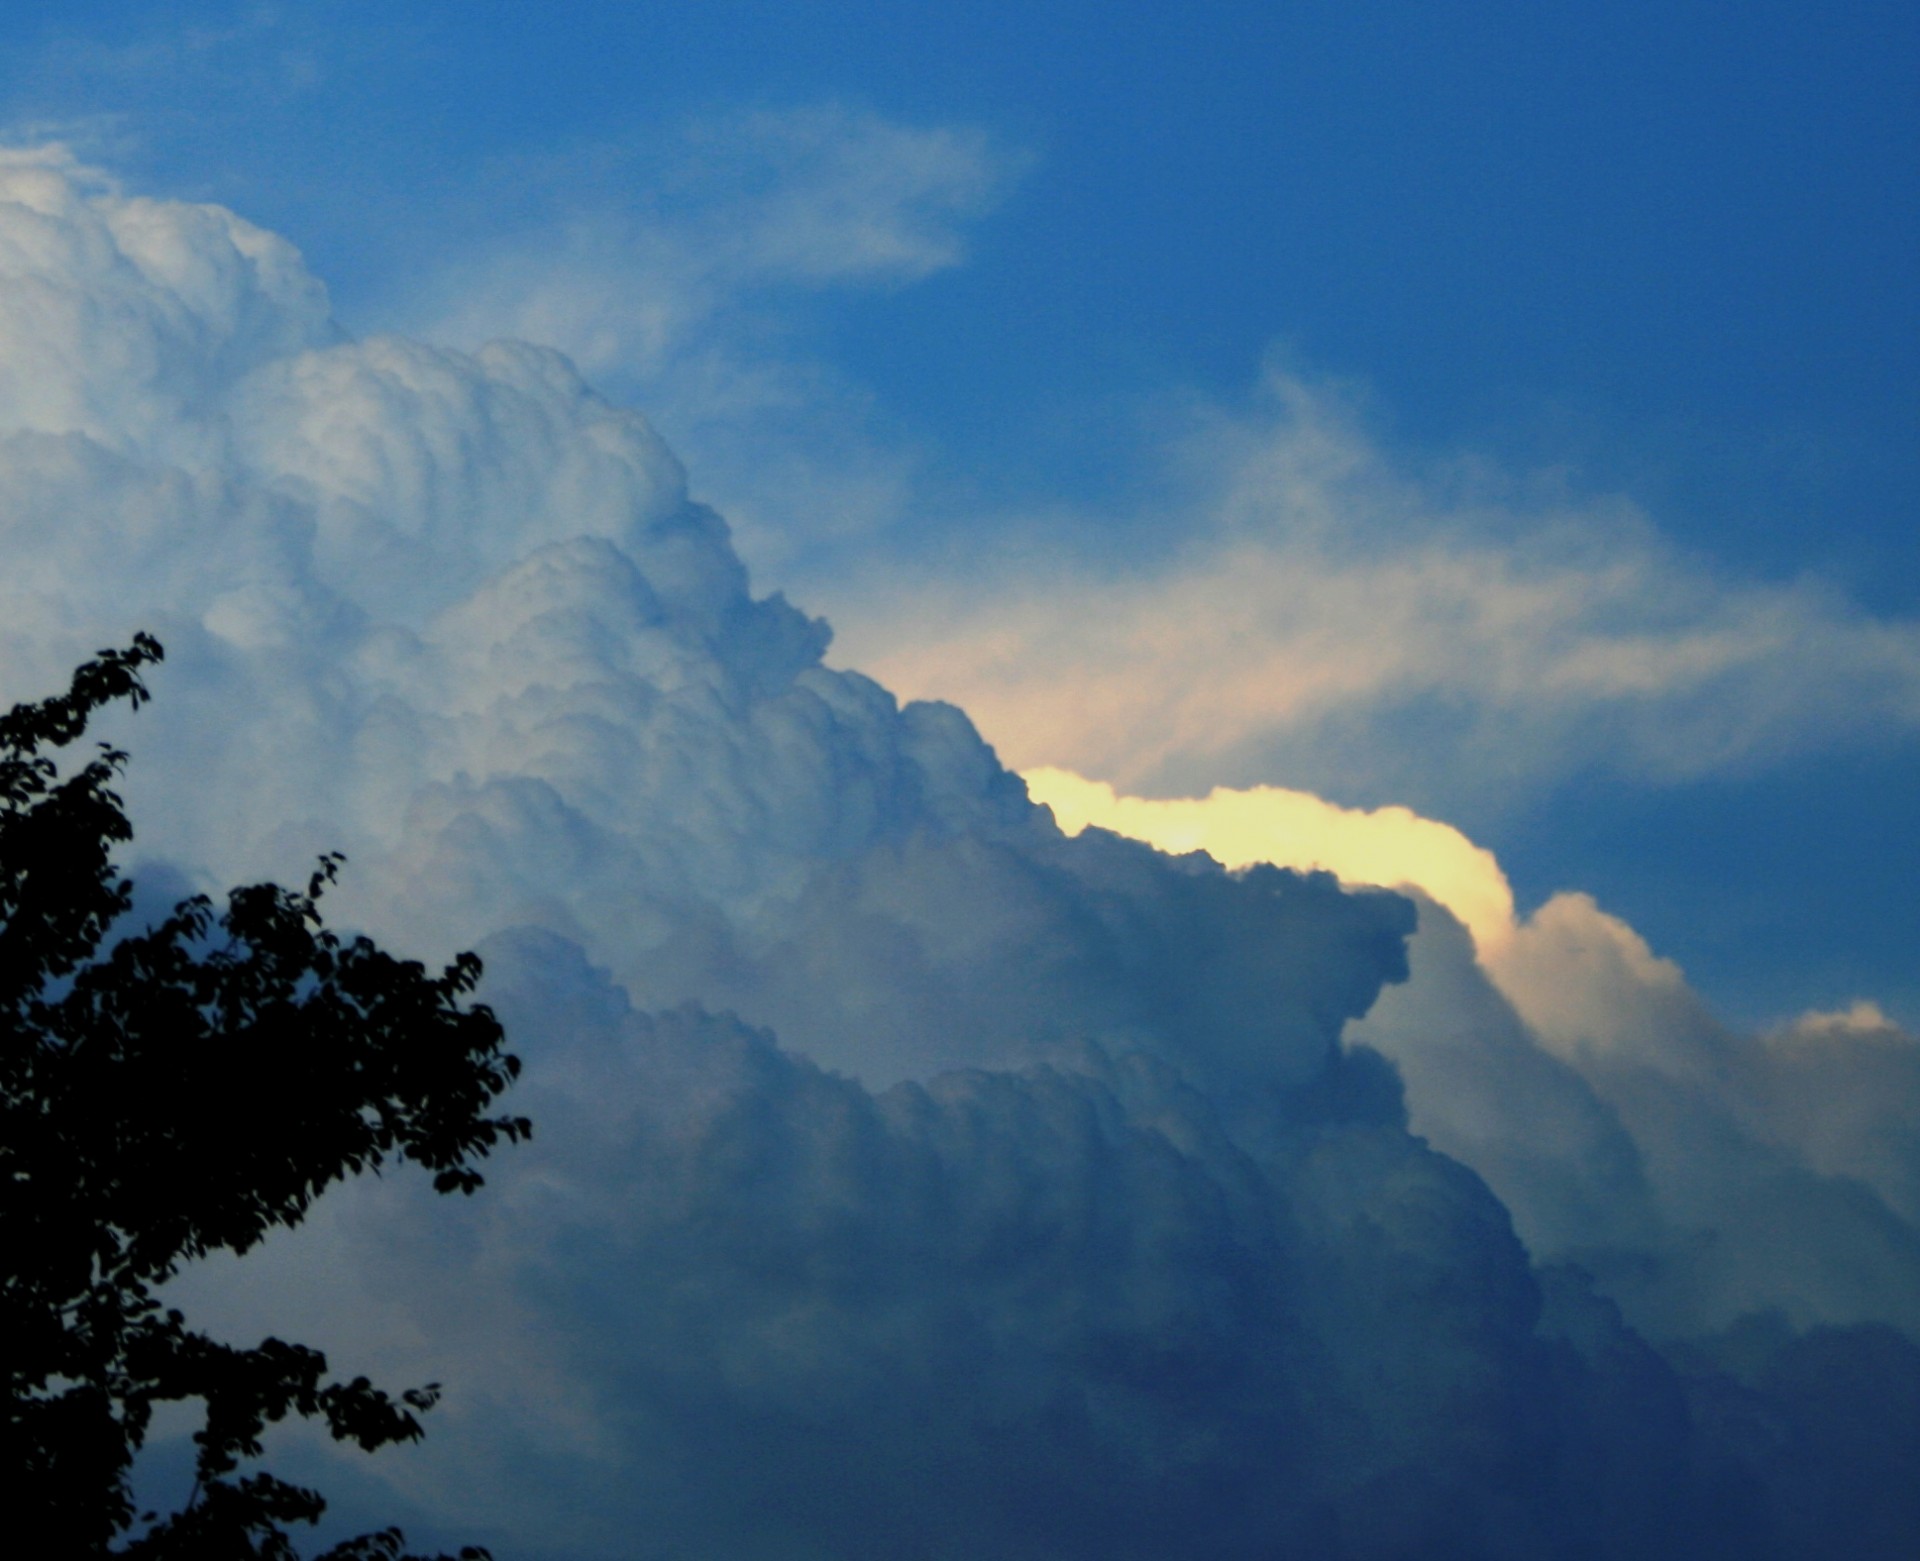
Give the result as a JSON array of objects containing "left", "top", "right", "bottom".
[{"left": 1, "top": 636, "right": 529, "bottom": 1559}]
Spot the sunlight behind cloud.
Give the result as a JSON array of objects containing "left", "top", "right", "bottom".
[
  {"left": 1024, "top": 764, "right": 1516, "bottom": 954},
  {"left": 1033, "top": 763, "right": 1920, "bottom": 1342}
]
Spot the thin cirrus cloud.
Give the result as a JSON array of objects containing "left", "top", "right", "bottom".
[
  {"left": 837, "top": 371, "right": 1920, "bottom": 811},
  {"left": 6, "top": 146, "right": 1919, "bottom": 1559}
]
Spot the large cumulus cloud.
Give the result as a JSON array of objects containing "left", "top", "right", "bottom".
[
  {"left": 6, "top": 149, "right": 1916, "bottom": 1559},
  {"left": 1034, "top": 770, "right": 1920, "bottom": 1342}
]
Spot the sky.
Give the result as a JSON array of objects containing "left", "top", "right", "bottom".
[
  {"left": 2, "top": 5, "right": 1918, "bottom": 1558},
  {"left": 5, "top": 0, "right": 1911, "bottom": 1027}
]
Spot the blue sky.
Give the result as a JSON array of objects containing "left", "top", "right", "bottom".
[{"left": 3, "top": 0, "right": 1916, "bottom": 1026}]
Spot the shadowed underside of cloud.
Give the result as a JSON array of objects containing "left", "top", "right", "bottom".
[
  {"left": 1030, "top": 770, "right": 1920, "bottom": 1345},
  {"left": 5, "top": 147, "right": 1917, "bottom": 1559}
]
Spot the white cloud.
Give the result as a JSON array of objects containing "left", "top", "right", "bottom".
[
  {"left": 428, "top": 105, "right": 1011, "bottom": 366},
  {"left": 409, "top": 105, "right": 1011, "bottom": 403},
  {"left": 0, "top": 144, "right": 335, "bottom": 459},
  {"left": 399, "top": 103, "right": 1018, "bottom": 580},
  {"left": 835, "top": 367, "right": 1920, "bottom": 807},
  {"left": 671, "top": 104, "right": 1010, "bottom": 285}
]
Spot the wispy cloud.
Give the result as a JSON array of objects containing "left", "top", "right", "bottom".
[
  {"left": 1040, "top": 768, "right": 1920, "bottom": 1339},
  {"left": 424, "top": 105, "right": 1014, "bottom": 372},
  {"left": 403, "top": 103, "right": 1021, "bottom": 574},
  {"left": 836, "top": 366, "right": 1920, "bottom": 809},
  {"left": 1, "top": 4, "right": 332, "bottom": 152}
]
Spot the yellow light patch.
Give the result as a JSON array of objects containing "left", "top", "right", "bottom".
[{"left": 1022, "top": 765, "right": 1517, "bottom": 955}]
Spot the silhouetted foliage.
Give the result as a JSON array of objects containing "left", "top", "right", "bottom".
[{"left": 1, "top": 636, "right": 529, "bottom": 1558}]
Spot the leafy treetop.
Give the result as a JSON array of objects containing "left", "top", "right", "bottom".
[{"left": 1, "top": 636, "right": 529, "bottom": 1559}]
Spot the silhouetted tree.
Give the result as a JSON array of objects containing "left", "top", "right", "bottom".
[{"left": 1, "top": 636, "right": 529, "bottom": 1558}]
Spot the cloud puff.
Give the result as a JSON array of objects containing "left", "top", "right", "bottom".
[
  {"left": 6, "top": 150, "right": 1916, "bottom": 1559},
  {"left": 836, "top": 369, "right": 1920, "bottom": 810},
  {"left": 0, "top": 144, "right": 334, "bottom": 456}
]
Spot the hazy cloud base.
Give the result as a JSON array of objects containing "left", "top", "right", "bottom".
[{"left": 5, "top": 148, "right": 1916, "bottom": 1559}]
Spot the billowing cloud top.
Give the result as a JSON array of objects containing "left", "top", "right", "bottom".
[{"left": 5, "top": 149, "right": 1916, "bottom": 1560}]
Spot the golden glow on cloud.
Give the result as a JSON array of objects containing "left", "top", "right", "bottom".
[
  {"left": 1023, "top": 765, "right": 1517, "bottom": 954},
  {"left": 1783, "top": 999, "right": 1897, "bottom": 1037}
]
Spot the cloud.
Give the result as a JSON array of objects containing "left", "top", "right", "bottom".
[
  {"left": 425, "top": 104, "right": 1014, "bottom": 374},
  {"left": 835, "top": 368, "right": 1920, "bottom": 810},
  {"left": 1025, "top": 764, "right": 1516, "bottom": 953},
  {"left": 6, "top": 149, "right": 1917, "bottom": 1559},
  {"left": 0, "top": 144, "right": 335, "bottom": 455},
  {"left": 1039, "top": 768, "right": 1920, "bottom": 1342},
  {"left": 6, "top": 3, "right": 322, "bottom": 113},
  {"left": 173, "top": 931, "right": 1920, "bottom": 1560},
  {"left": 395, "top": 103, "right": 1020, "bottom": 580}
]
